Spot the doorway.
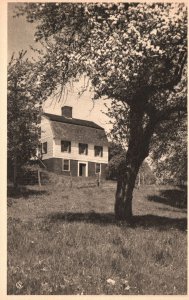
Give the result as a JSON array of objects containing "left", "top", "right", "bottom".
[{"left": 78, "top": 162, "right": 88, "bottom": 177}]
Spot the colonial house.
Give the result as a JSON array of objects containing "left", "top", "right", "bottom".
[{"left": 40, "top": 106, "right": 109, "bottom": 178}]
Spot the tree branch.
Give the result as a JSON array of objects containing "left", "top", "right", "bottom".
[
  {"left": 156, "top": 105, "right": 187, "bottom": 122},
  {"left": 141, "top": 102, "right": 187, "bottom": 159},
  {"left": 149, "top": 52, "right": 187, "bottom": 91}
]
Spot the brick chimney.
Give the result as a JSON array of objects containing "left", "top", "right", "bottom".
[{"left": 61, "top": 106, "right": 73, "bottom": 118}]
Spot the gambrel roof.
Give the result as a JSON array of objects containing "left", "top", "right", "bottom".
[{"left": 43, "top": 113, "right": 109, "bottom": 146}]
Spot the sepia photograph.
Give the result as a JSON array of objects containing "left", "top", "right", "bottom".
[{"left": 6, "top": 1, "right": 187, "bottom": 296}]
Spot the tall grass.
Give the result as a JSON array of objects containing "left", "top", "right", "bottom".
[{"left": 7, "top": 176, "right": 187, "bottom": 295}]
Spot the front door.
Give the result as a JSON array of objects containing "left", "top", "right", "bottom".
[{"left": 79, "top": 163, "right": 86, "bottom": 177}]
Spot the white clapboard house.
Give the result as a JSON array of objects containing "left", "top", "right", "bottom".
[{"left": 40, "top": 106, "right": 109, "bottom": 177}]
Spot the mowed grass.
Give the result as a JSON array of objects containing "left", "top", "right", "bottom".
[{"left": 7, "top": 175, "right": 187, "bottom": 295}]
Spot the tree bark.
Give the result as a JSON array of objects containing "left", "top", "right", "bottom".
[
  {"left": 115, "top": 157, "right": 141, "bottom": 220},
  {"left": 114, "top": 105, "right": 154, "bottom": 221}
]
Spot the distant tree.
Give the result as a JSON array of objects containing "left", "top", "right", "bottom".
[
  {"left": 108, "top": 142, "right": 156, "bottom": 185},
  {"left": 17, "top": 3, "right": 187, "bottom": 220},
  {"left": 107, "top": 142, "right": 126, "bottom": 179},
  {"left": 151, "top": 117, "right": 187, "bottom": 185},
  {"left": 7, "top": 51, "right": 41, "bottom": 187},
  {"left": 136, "top": 161, "right": 156, "bottom": 186},
  {"left": 108, "top": 142, "right": 124, "bottom": 162}
]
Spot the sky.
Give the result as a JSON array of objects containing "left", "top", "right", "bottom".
[{"left": 8, "top": 3, "right": 112, "bottom": 132}]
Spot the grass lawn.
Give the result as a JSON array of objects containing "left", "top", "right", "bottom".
[{"left": 7, "top": 175, "right": 187, "bottom": 295}]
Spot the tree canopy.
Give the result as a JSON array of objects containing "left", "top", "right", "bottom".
[
  {"left": 7, "top": 52, "right": 41, "bottom": 186},
  {"left": 16, "top": 3, "right": 187, "bottom": 102}
]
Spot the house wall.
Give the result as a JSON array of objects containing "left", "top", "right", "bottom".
[
  {"left": 41, "top": 117, "right": 54, "bottom": 159},
  {"left": 43, "top": 158, "right": 108, "bottom": 178},
  {"left": 42, "top": 158, "right": 78, "bottom": 176},
  {"left": 53, "top": 140, "right": 108, "bottom": 164},
  {"left": 88, "top": 161, "right": 107, "bottom": 178}
]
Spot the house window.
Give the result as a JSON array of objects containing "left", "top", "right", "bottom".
[
  {"left": 62, "top": 159, "right": 70, "bottom": 171},
  {"left": 94, "top": 145, "right": 103, "bottom": 157},
  {"left": 95, "top": 163, "right": 101, "bottom": 174},
  {"left": 41, "top": 142, "right": 47, "bottom": 154},
  {"left": 79, "top": 143, "right": 88, "bottom": 155},
  {"left": 61, "top": 140, "right": 71, "bottom": 153}
]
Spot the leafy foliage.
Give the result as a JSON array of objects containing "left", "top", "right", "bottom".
[
  {"left": 108, "top": 143, "right": 156, "bottom": 184},
  {"left": 151, "top": 117, "right": 187, "bottom": 184},
  {"left": 15, "top": 3, "right": 187, "bottom": 102},
  {"left": 107, "top": 142, "right": 126, "bottom": 179},
  {"left": 7, "top": 52, "right": 41, "bottom": 174},
  {"left": 137, "top": 161, "right": 156, "bottom": 185}
]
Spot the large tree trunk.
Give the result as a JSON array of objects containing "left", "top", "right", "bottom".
[
  {"left": 115, "top": 157, "right": 142, "bottom": 220},
  {"left": 114, "top": 105, "right": 154, "bottom": 221}
]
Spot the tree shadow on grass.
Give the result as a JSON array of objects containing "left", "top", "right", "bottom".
[
  {"left": 148, "top": 187, "right": 187, "bottom": 209},
  {"left": 48, "top": 211, "right": 115, "bottom": 225},
  {"left": 131, "top": 214, "right": 187, "bottom": 231},
  {"left": 47, "top": 211, "right": 187, "bottom": 232},
  {"left": 7, "top": 186, "right": 48, "bottom": 199}
]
